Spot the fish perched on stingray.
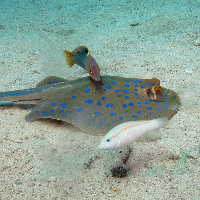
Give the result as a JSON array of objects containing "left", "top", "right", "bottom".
[
  {"left": 0, "top": 75, "right": 181, "bottom": 135},
  {"left": 63, "top": 46, "right": 101, "bottom": 81}
]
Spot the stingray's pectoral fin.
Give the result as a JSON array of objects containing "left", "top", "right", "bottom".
[
  {"left": 25, "top": 108, "right": 44, "bottom": 122},
  {"left": 36, "top": 76, "right": 67, "bottom": 87}
]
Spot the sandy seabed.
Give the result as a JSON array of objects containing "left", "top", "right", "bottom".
[{"left": 0, "top": 0, "right": 200, "bottom": 199}]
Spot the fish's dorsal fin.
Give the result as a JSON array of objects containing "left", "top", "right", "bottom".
[
  {"left": 36, "top": 76, "right": 67, "bottom": 87},
  {"left": 63, "top": 50, "right": 74, "bottom": 67}
]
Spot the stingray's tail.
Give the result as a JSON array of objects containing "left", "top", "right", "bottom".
[
  {"left": 0, "top": 76, "right": 68, "bottom": 105},
  {"left": 0, "top": 86, "right": 50, "bottom": 105}
]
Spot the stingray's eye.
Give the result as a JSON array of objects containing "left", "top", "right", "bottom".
[{"left": 106, "top": 138, "right": 111, "bottom": 142}]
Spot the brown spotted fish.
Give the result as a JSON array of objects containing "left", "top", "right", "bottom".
[
  {"left": 0, "top": 76, "right": 181, "bottom": 135},
  {"left": 63, "top": 46, "right": 101, "bottom": 81}
]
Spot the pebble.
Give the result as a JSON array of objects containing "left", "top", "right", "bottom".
[{"left": 195, "top": 39, "right": 200, "bottom": 46}]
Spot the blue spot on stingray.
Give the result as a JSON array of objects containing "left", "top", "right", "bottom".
[
  {"left": 95, "top": 88, "right": 98, "bottom": 91},
  {"left": 124, "top": 84, "right": 129, "bottom": 87},
  {"left": 112, "top": 120, "right": 116, "bottom": 123},
  {"left": 68, "top": 111, "right": 71, "bottom": 114},
  {"left": 37, "top": 115, "right": 40, "bottom": 117},
  {"left": 41, "top": 105, "right": 46, "bottom": 108},
  {"left": 138, "top": 81, "right": 142, "bottom": 83},
  {"left": 85, "top": 100, "right": 93, "bottom": 104},
  {"left": 49, "top": 114, "right": 53, "bottom": 116},
  {"left": 149, "top": 113, "right": 152, "bottom": 115},
  {"left": 125, "top": 96, "right": 129, "bottom": 99},
  {"left": 139, "top": 105, "right": 143, "bottom": 107},
  {"left": 82, "top": 113, "right": 85, "bottom": 116},
  {"left": 36, "top": 111, "right": 39, "bottom": 113},
  {"left": 100, "top": 122, "right": 103, "bottom": 125},
  {"left": 125, "top": 111, "right": 128, "bottom": 113},
  {"left": 152, "top": 84, "right": 155, "bottom": 86},
  {"left": 85, "top": 89, "right": 90, "bottom": 93},
  {"left": 157, "top": 102, "right": 162, "bottom": 107},
  {"left": 115, "top": 90, "right": 119, "bottom": 93},
  {"left": 99, "top": 83, "right": 102, "bottom": 85},
  {"left": 91, "top": 119, "right": 95, "bottom": 122},
  {"left": 117, "top": 95, "right": 121, "bottom": 97},
  {"left": 135, "top": 85, "right": 138, "bottom": 87},
  {"left": 137, "top": 102, "right": 141, "bottom": 104},
  {"left": 102, "top": 118, "right": 106, "bottom": 121},
  {"left": 112, "top": 82, "right": 116, "bottom": 84},
  {"left": 103, "top": 89, "right": 106, "bottom": 91},
  {"left": 126, "top": 80, "right": 130, "bottom": 83},
  {"left": 132, "top": 115, "right": 138, "bottom": 118},
  {"left": 51, "top": 102, "right": 55, "bottom": 106},
  {"left": 42, "top": 112, "right": 47, "bottom": 115},
  {"left": 102, "top": 97, "right": 106, "bottom": 100},
  {"left": 132, "top": 80, "right": 136, "bottom": 82},
  {"left": 85, "top": 120, "right": 88, "bottom": 122},
  {"left": 51, "top": 110, "right": 54, "bottom": 113},
  {"left": 60, "top": 104, "right": 67, "bottom": 108},
  {"left": 137, "top": 111, "right": 141, "bottom": 114},
  {"left": 59, "top": 111, "right": 63, "bottom": 113},
  {"left": 147, "top": 107, "right": 152, "bottom": 110},
  {"left": 106, "top": 104, "right": 113, "bottom": 108},
  {"left": 110, "top": 113, "right": 116, "bottom": 116},
  {"left": 141, "top": 86, "right": 145, "bottom": 88},
  {"left": 58, "top": 100, "right": 61, "bottom": 102},
  {"left": 119, "top": 116, "right": 123, "bottom": 120},
  {"left": 145, "top": 116, "right": 149, "bottom": 118},
  {"left": 73, "top": 96, "right": 76, "bottom": 99},
  {"left": 95, "top": 111, "right": 100, "bottom": 116},
  {"left": 135, "top": 89, "right": 138, "bottom": 91},
  {"left": 122, "top": 104, "right": 127, "bottom": 108},
  {"left": 97, "top": 102, "right": 101, "bottom": 106},
  {"left": 134, "top": 93, "right": 138, "bottom": 95},
  {"left": 62, "top": 114, "right": 66, "bottom": 117},
  {"left": 75, "top": 117, "right": 79, "bottom": 120},
  {"left": 129, "top": 103, "right": 134, "bottom": 106},
  {"left": 157, "top": 109, "right": 162, "bottom": 111},
  {"left": 77, "top": 107, "right": 83, "bottom": 112},
  {"left": 123, "top": 90, "right": 130, "bottom": 93},
  {"left": 144, "top": 101, "right": 149, "bottom": 104},
  {"left": 48, "top": 82, "right": 51, "bottom": 84},
  {"left": 105, "top": 86, "right": 111, "bottom": 89}
]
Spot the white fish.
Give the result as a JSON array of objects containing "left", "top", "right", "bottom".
[{"left": 99, "top": 118, "right": 169, "bottom": 150}]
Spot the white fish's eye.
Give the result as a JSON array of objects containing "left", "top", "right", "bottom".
[{"left": 106, "top": 138, "right": 111, "bottom": 142}]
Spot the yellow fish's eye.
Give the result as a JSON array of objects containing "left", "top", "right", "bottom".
[{"left": 85, "top": 48, "right": 90, "bottom": 56}]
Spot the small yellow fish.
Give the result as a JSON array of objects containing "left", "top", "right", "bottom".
[{"left": 63, "top": 46, "right": 101, "bottom": 81}]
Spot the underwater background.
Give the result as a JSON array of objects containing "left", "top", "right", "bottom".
[{"left": 0, "top": 0, "right": 200, "bottom": 199}]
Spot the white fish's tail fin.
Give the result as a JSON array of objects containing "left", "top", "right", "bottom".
[{"left": 155, "top": 117, "right": 169, "bottom": 128}]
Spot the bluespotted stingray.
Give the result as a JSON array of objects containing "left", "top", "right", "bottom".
[{"left": 0, "top": 76, "right": 181, "bottom": 135}]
